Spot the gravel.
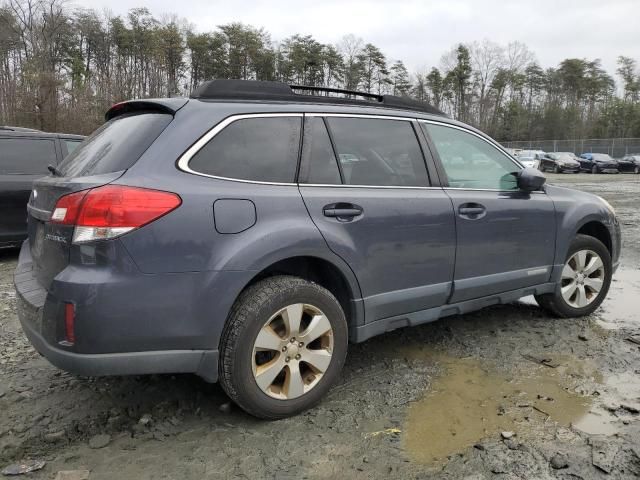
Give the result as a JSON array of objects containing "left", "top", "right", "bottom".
[{"left": 1, "top": 173, "right": 639, "bottom": 479}]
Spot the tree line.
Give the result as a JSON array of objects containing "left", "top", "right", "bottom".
[{"left": 1, "top": 0, "right": 639, "bottom": 141}]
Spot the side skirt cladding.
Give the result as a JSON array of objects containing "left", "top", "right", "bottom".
[{"left": 351, "top": 282, "right": 555, "bottom": 343}]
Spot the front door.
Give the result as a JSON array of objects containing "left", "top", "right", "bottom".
[
  {"left": 420, "top": 121, "right": 556, "bottom": 303},
  {"left": 299, "top": 115, "right": 456, "bottom": 321}
]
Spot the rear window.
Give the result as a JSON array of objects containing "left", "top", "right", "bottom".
[
  {"left": 57, "top": 112, "right": 172, "bottom": 177},
  {"left": 591, "top": 153, "right": 614, "bottom": 161},
  {"left": 188, "top": 116, "right": 302, "bottom": 183},
  {"left": 0, "top": 137, "right": 57, "bottom": 174}
]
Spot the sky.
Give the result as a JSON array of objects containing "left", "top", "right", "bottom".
[{"left": 79, "top": 0, "right": 639, "bottom": 77}]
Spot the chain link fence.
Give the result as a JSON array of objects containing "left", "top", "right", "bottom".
[{"left": 501, "top": 138, "right": 640, "bottom": 158}]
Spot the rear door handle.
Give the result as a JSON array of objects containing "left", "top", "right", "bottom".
[
  {"left": 458, "top": 203, "right": 486, "bottom": 219},
  {"left": 323, "top": 203, "right": 363, "bottom": 220}
]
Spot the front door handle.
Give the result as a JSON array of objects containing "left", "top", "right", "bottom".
[
  {"left": 458, "top": 203, "right": 486, "bottom": 219},
  {"left": 323, "top": 203, "right": 363, "bottom": 220}
]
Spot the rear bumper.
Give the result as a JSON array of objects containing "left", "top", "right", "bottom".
[
  {"left": 14, "top": 240, "right": 225, "bottom": 382},
  {"left": 18, "top": 310, "right": 218, "bottom": 381},
  {"left": 617, "top": 163, "right": 638, "bottom": 173}
]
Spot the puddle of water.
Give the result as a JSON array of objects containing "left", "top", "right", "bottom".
[
  {"left": 596, "top": 267, "right": 640, "bottom": 330},
  {"left": 403, "top": 353, "right": 617, "bottom": 465}
]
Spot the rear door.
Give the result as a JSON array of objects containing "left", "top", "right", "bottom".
[
  {"left": 0, "top": 136, "right": 59, "bottom": 245},
  {"left": 299, "top": 115, "right": 456, "bottom": 322},
  {"left": 421, "top": 121, "right": 556, "bottom": 303}
]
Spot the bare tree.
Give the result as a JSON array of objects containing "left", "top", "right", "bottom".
[{"left": 469, "top": 39, "right": 505, "bottom": 128}]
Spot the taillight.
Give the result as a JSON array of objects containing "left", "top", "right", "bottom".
[
  {"left": 51, "top": 190, "right": 88, "bottom": 224},
  {"left": 51, "top": 185, "right": 181, "bottom": 244}
]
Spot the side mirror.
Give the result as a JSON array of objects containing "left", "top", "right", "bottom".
[{"left": 517, "top": 167, "right": 546, "bottom": 192}]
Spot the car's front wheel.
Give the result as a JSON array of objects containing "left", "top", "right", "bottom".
[
  {"left": 535, "top": 234, "right": 612, "bottom": 318},
  {"left": 219, "top": 276, "right": 348, "bottom": 419},
  {"left": 591, "top": 165, "right": 598, "bottom": 174}
]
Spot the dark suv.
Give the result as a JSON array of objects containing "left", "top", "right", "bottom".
[
  {"left": 14, "top": 81, "right": 621, "bottom": 419},
  {"left": 579, "top": 153, "right": 619, "bottom": 173},
  {"left": 1, "top": 127, "right": 84, "bottom": 247}
]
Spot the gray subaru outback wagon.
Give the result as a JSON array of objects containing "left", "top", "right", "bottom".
[{"left": 15, "top": 80, "right": 621, "bottom": 418}]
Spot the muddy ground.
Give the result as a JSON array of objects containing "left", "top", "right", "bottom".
[{"left": 1, "top": 173, "right": 639, "bottom": 479}]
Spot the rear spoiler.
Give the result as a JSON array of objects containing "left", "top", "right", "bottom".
[{"left": 105, "top": 98, "right": 189, "bottom": 121}]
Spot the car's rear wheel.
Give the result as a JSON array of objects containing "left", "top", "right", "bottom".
[
  {"left": 591, "top": 165, "right": 598, "bottom": 174},
  {"left": 535, "top": 234, "right": 612, "bottom": 318},
  {"left": 634, "top": 166, "right": 639, "bottom": 174},
  {"left": 553, "top": 164, "right": 560, "bottom": 174},
  {"left": 218, "top": 275, "right": 348, "bottom": 419}
]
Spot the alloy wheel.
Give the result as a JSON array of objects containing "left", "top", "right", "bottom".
[
  {"left": 560, "top": 249, "right": 605, "bottom": 308},
  {"left": 252, "top": 303, "right": 334, "bottom": 400}
]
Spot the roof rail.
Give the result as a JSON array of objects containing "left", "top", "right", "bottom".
[
  {"left": 0, "top": 125, "right": 41, "bottom": 132},
  {"left": 190, "top": 79, "right": 445, "bottom": 116},
  {"left": 290, "top": 84, "right": 383, "bottom": 101}
]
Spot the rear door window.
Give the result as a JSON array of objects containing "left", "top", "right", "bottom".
[
  {"left": 325, "top": 117, "right": 429, "bottom": 187},
  {"left": 57, "top": 112, "right": 172, "bottom": 177},
  {"left": 189, "top": 116, "right": 302, "bottom": 183},
  {"left": 0, "top": 138, "right": 57, "bottom": 174}
]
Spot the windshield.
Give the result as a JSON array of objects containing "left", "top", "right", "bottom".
[
  {"left": 552, "top": 153, "right": 574, "bottom": 161},
  {"left": 591, "top": 153, "right": 614, "bottom": 161},
  {"left": 57, "top": 112, "right": 172, "bottom": 177}
]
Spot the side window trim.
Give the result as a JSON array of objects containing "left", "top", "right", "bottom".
[
  {"left": 177, "top": 113, "right": 303, "bottom": 186},
  {"left": 418, "top": 120, "right": 527, "bottom": 192}
]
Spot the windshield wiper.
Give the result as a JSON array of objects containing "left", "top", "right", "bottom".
[{"left": 47, "top": 164, "right": 62, "bottom": 176}]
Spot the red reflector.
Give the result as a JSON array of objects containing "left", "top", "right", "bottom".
[{"left": 64, "top": 303, "right": 75, "bottom": 344}]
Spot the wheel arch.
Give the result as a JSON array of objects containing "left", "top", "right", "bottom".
[
  {"left": 229, "top": 254, "right": 365, "bottom": 339},
  {"left": 576, "top": 220, "right": 612, "bottom": 255}
]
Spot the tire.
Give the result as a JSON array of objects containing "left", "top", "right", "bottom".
[
  {"left": 591, "top": 165, "right": 598, "bottom": 174},
  {"left": 553, "top": 164, "right": 560, "bottom": 174},
  {"left": 535, "top": 234, "right": 612, "bottom": 318},
  {"left": 634, "top": 166, "right": 639, "bottom": 174},
  {"left": 218, "top": 275, "right": 348, "bottom": 419}
]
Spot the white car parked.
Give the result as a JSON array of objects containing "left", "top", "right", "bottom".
[{"left": 518, "top": 150, "right": 545, "bottom": 169}]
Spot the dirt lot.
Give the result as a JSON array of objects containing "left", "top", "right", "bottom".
[{"left": 1, "top": 174, "right": 639, "bottom": 479}]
